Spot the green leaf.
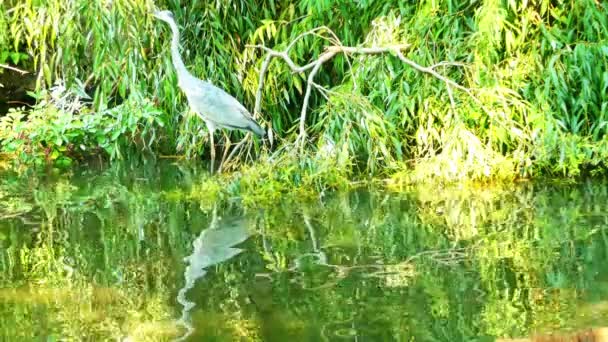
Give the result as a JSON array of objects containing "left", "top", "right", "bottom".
[{"left": 9, "top": 52, "right": 21, "bottom": 65}]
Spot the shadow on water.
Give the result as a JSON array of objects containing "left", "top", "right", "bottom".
[{"left": 0, "top": 159, "right": 607, "bottom": 341}]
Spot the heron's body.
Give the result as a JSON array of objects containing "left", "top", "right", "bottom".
[
  {"left": 179, "top": 75, "right": 265, "bottom": 136},
  {"left": 153, "top": 10, "right": 264, "bottom": 170}
]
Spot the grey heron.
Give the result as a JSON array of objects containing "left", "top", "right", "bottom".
[{"left": 152, "top": 10, "right": 265, "bottom": 171}]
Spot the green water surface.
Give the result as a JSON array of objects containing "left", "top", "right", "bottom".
[{"left": 0, "top": 161, "right": 607, "bottom": 341}]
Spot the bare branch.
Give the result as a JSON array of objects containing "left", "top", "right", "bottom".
[
  {"left": 246, "top": 31, "right": 484, "bottom": 151},
  {"left": 287, "top": 26, "right": 331, "bottom": 51},
  {"left": 254, "top": 54, "right": 273, "bottom": 117},
  {"left": 393, "top": 50, "right": 493, "bottom": 115},
  {"left": 246, "top": 45, "right": 317, "bottom": 74},
  {"left": 325, "top": 45, "right": 410, "bottom": 54},
  {"left": 311, "top": 82, "right": 330, "bottom": 100},
  {"left": 247, "top": 43, "right": 412, "bottom": 145},
  {"left": 222, "top": 134, "right": 250, "bottom": 169},
  {"left": 393, "top": 51, "right": 467, "bottom": 93},
  {"left": 298, "top": 51, "right": 336, "bottom": 144},
  {"left": 0, "top": 63, "right": 28, "bottom": 74},
  {"left": 429, "top": 61, "right": 468, "bottom": 70}
]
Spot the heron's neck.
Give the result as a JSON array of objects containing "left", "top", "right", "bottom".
[{"left": 167, "top": 20, "right": 189, "bottom": 80}]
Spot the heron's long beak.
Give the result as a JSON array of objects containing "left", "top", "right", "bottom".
[{"left": 152, "top": 10, "right": 162, "bottom": 19}]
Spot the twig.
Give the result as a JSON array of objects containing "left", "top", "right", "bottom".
[
  {"left": 311, "top": 82, "right": 330, "bottom": 100},
  {"left": 393, "top": 50, "right": 490, "bottom": 113},
  {"left": 393, "top": 51, "right": 469, "bottom": 94},
  {"left": 0, "top": 63, "right": 28, "bottom": 75},
  {"left": 222, "top": 134, "right": 250, "bottom": 171},
  {"left": 0, "top": 212, "right": 28, "bottom": 220},
  {"left": 254, "top": 54, "right": 273, "bottom": 117},
  {"left": 7, "top": 100, "right": 34, "bottom": 107},
  {"left": 297, "top": 50, "right": 335, "bottom": 147},
  {"left": 429, "top": 61, "right": 468, "bottom": 70}
]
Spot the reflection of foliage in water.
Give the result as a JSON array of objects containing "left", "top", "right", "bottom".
[{"left": 0, "top": 162, "right": 607, "bottom": 340}]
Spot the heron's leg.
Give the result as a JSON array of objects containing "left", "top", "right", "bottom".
[
  {"left": 209, "top": 130, "right": 215, "bottom": 172},
  {"left": 218, "top": 131, "right": 231, "bottom": 173}
]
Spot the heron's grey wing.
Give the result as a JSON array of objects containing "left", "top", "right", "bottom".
[{"left": 186, "top": 80, "right": 259, "bottom": 132}]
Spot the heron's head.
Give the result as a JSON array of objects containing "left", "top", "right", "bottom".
[{"left": 152, "top": 10, "right": 174, "bottom": 23}]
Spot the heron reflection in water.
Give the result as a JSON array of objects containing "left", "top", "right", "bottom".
[{"left": 174, "top": 205, "right": 251, "bottom": 341}]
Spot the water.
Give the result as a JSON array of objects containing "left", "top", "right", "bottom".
[{"left": 1, "top": 160, "right": 607, "bottom": 341}]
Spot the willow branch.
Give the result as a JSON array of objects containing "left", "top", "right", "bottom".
[
  {"left": 393, "top": 50, "right": 489, "bottom": 113},
  {"left": 246, "top": 43, "right": 412, "bottom": 144},
  {"left": 247, "top": 35, "right": 484, "bottom": 149}
]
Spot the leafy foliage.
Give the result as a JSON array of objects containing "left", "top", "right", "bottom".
[
  {"left": 0, "top": 0, "right": 607, "bottom": 182},
  {"left": 0, "top": 87, "right": 163, "bottom": 168}
]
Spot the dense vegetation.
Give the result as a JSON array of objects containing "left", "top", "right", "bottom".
[
  {"left": 1, "top": 0, "right": 607, "bottom": 189},
  {"left": 2, "top": 2, "right": 607, "bottom": 339}
]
